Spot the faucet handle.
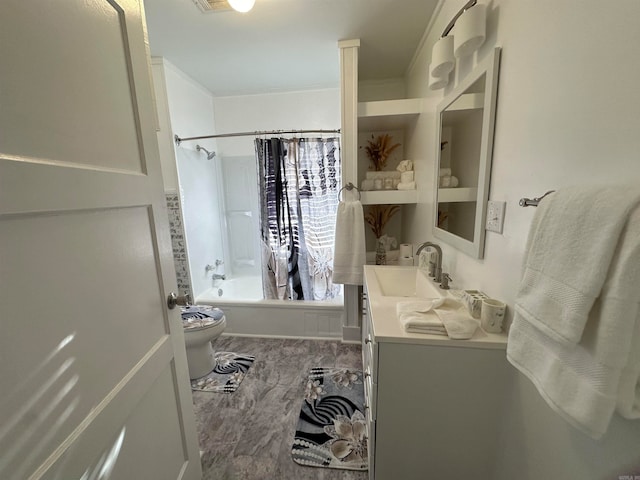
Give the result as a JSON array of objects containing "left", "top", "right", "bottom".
[{"left": 440, "top": 273, "right": 452, "bottom": 290}]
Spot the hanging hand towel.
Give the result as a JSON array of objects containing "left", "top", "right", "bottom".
[
  {"left": 332, "top": 198, "right": 366, "bottom": 285},
  {"left": 515, "top": 185, "right": 640, "bottom": 345}
]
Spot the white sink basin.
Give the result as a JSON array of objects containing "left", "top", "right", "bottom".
[{"left": 371, "top": 266, "right": 443, "bottom": 299}]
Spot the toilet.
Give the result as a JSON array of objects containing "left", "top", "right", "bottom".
[{"left": 181, "top": 305, "right": 226, "bottom": 379}]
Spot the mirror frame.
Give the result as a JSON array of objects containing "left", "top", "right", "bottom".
[{"left": 432, "top": 47, "right": 501, "bottom": 259}]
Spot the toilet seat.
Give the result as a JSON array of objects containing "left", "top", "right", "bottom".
[{"left": 181, "top": 306, "right": 224, "bottom": 331}]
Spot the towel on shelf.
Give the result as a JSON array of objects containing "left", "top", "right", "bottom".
[
  {"left": 515, "top": 186, "right": 640, "bottom": 345},
  {"left": 397, "top": 181, "right": 416, "bottom": 191},
  {"left": 397, "top": 299, "right": 447, "bottom": 335},
  {"left": 507, "top": 187, "right": 640, "bottom": 438},
  {"left": 332, "top": 197, "right": 366, "bottom": 285}
]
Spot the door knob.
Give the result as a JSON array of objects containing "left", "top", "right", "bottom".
[{"left": 167, "top": 292, "right": 192, "bottom": 309}]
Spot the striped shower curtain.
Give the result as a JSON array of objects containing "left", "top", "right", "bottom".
[{"left": 255, "top": 137, "right": 341, "bottom": 301}]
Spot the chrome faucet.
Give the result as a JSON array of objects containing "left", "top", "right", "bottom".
[
  {"left": 415, "top": 242, "right": 443, "bottom": 283},
  {"left": 212, "top": 273, "right": 226, "bottom": 280}
]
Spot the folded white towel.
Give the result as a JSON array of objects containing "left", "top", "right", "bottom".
[
  {"left": 397, "top": 181, "right": 416, "bottom": 191},
  {"left": 397, "top": 299, "right": 446, "bottom": 333},
  {"left": 332, "top": 199, "right": 366, "bottom": 285},
  {"left": 397, "top": 299, "right": 479, "bottom": 339},
  {"left": 516, "top": 186, "right": 640, "bottom": 345},
  {"left": 439, "top": 168, "right": 451, "bottom": 177},
  {"left": 507, "top": 194, "right": 640, "bottom": 438},
  {"left": 439, "top": 175, "right": 451, "bottom": 188},
  {"left": 434, "top": 299, "right": 480, "bottom": 340},
  {"left": 406, "top": 325, "right": 448, "bottom": 335}
]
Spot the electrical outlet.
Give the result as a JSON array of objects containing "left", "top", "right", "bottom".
[{"left": 486, "top": 201, "right": 506, "bottom": 233}]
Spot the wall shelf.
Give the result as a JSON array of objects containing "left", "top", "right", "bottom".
[
  {"left": 358, "top": 98, "right": 422, "bottom": 131},
  {"left": 447, "top": 93, "right": 484, "bottom": 111},
  {"left": 361, "top": 189, "right": 417, "bottom": 205},
  {"left": 438, "top": 187, "right": 477, "bottom": 203}
]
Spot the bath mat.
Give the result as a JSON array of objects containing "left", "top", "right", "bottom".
[
  {"left": 190, "top": 352, "right": 255, "bottom": 393},
  {"left": 291, "top": 367, "right": 368, "bottom": 471}
]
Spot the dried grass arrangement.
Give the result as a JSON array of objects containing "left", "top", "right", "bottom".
[
  {"left": 364, "top": 134, "right": 401, "bottom": 171},
  {"left": 365, "top": 205, "right": 400, "bottom": 238}
]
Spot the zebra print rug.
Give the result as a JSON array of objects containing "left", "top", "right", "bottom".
[
  {"left": 190, "top": 352, "right": 255, "bottom": 393},
  {"left": 291, "top": 367, "right": 368, "bottom": 471}
]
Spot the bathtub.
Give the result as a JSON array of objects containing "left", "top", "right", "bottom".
[{"left": 195, "top": 276, "right": 344, "bottom": 339}]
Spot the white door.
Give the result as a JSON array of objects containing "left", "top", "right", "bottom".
[{"left": 0, "top": 1, "right": 202, "bottom": 479}]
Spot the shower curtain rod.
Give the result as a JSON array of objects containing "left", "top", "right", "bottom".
[{"left": 174, "top": 129, "right": 341, "bottom": 145}]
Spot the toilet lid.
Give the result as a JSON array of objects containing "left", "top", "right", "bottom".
[{"left": 181, "top": 305, "right": 224, "bottom": 330}]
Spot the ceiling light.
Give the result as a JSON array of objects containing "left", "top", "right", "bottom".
[
  {"left": 228, "top": 0, "right": 255, "bottom": 12},
  {"left": 430, "top": 36, "right": 455, "bottom": 78},
  {"left": 428, "top": 0, "right": 487, "bottom": 90},
  {"left": 428, "top": 65, "right": 449, "bottom": 91},
  {"left": 454, "top": 4, "right": 486, "bottom": 58}
]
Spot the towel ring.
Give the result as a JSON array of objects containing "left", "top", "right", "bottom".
[{"left": 338, "top": 182, "right": 361, "bottom": 201}]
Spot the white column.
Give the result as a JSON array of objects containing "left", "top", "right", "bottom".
[{"left": 338, "top": 39, "right": 362, "bottom": 338}]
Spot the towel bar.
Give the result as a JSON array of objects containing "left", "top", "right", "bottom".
[
  {"left": 519, "top": 190, "right": 555, "bottom": 207},
  {"left": 338, "top": 182, "right": 361, "bottom": 201}
]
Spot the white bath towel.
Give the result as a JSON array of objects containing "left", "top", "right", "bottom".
[
  {"left": 515, "top": 186, "right": 640, "bottom": 345},
  {"left": 332, "top": 199, "right": 366, "bottom": 285},
  {"left": 507, "top": 194, "right": 640, "bottom": 438}
]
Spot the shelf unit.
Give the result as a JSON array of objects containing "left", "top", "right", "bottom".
[
  {"left": 358, "top": 98, "right": 422, "bottom": 131},
  {"left": 357, "top": 98, "right": 422, "bottom": 205},
  {"left": 437, "top": 187, "right": 477, "bottom": 203},
  {"left": 361, "top": 189, "right": 417, "bottom": 205}
]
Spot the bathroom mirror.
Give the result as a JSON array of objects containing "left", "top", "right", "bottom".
[{"left": 433, "top": 47, "right": 501, "bottom": 259}]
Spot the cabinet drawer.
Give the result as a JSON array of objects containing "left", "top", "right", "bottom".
[
  {"left": 363, "top": 369, "right": 376, "bottom": 421},
  {"left": 363, "top": 336, "right": 378, "bottom": 384}
]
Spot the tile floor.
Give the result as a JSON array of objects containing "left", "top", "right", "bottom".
[{"left": 192, "top": 335, "right": 368, "bottom": 480}]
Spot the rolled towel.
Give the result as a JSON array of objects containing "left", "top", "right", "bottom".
[
  {"left": 400, "top": 171, "right": 414, "bottom": 183},
  {"left": 396, "top": 160, "right": 413, "bottom": 172},
  {"left": 450, "top": 176, "right": 459, "bottom": 187},
  {"left": 439, "top": 168, "right": 452, "bottom": 177},
  {"left": 360, "top": 179, "right": 374, "bottom": 191},
  {"left": 440, "top": 176, "right": 451, "bottom": 188},
  {"left": 397, "top": 181, "right": 416, "bottom": 190}
]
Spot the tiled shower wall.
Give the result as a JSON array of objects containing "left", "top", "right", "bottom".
[{"left": 165, "top": 192, "right": 192, "bottom": 296}]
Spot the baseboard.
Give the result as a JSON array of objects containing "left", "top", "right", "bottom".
[{"left": 342, "top": 326, "right": 361, "bottom": 344}]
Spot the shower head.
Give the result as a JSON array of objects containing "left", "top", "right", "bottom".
[{"left": 196, "top": 145, "right": 216, "bottom": 160}]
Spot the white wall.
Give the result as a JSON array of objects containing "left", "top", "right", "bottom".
[
  {"left": 404, "top": 0, "right": 640, "bottom": 477},
  {"left": 211, "top": 89, "right": 340, "bottom": 277},
  {"left": 159, "top": 59, "right": 225, "bottom": 299},
  {"left": 212, "top": 89, "right": 340, "bottom": 156}
]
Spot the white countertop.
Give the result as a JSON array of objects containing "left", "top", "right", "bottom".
[{"left": 364, "top": 265, "right": 508, "bottom": 350}]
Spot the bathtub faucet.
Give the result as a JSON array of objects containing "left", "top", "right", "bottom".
[{"left": 212, "top": 273, "right": 226, "bottom": 280}]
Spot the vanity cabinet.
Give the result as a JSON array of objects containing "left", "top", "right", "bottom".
[{"left": 362, "top": 273, "right": 510, "bottom": 479}]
